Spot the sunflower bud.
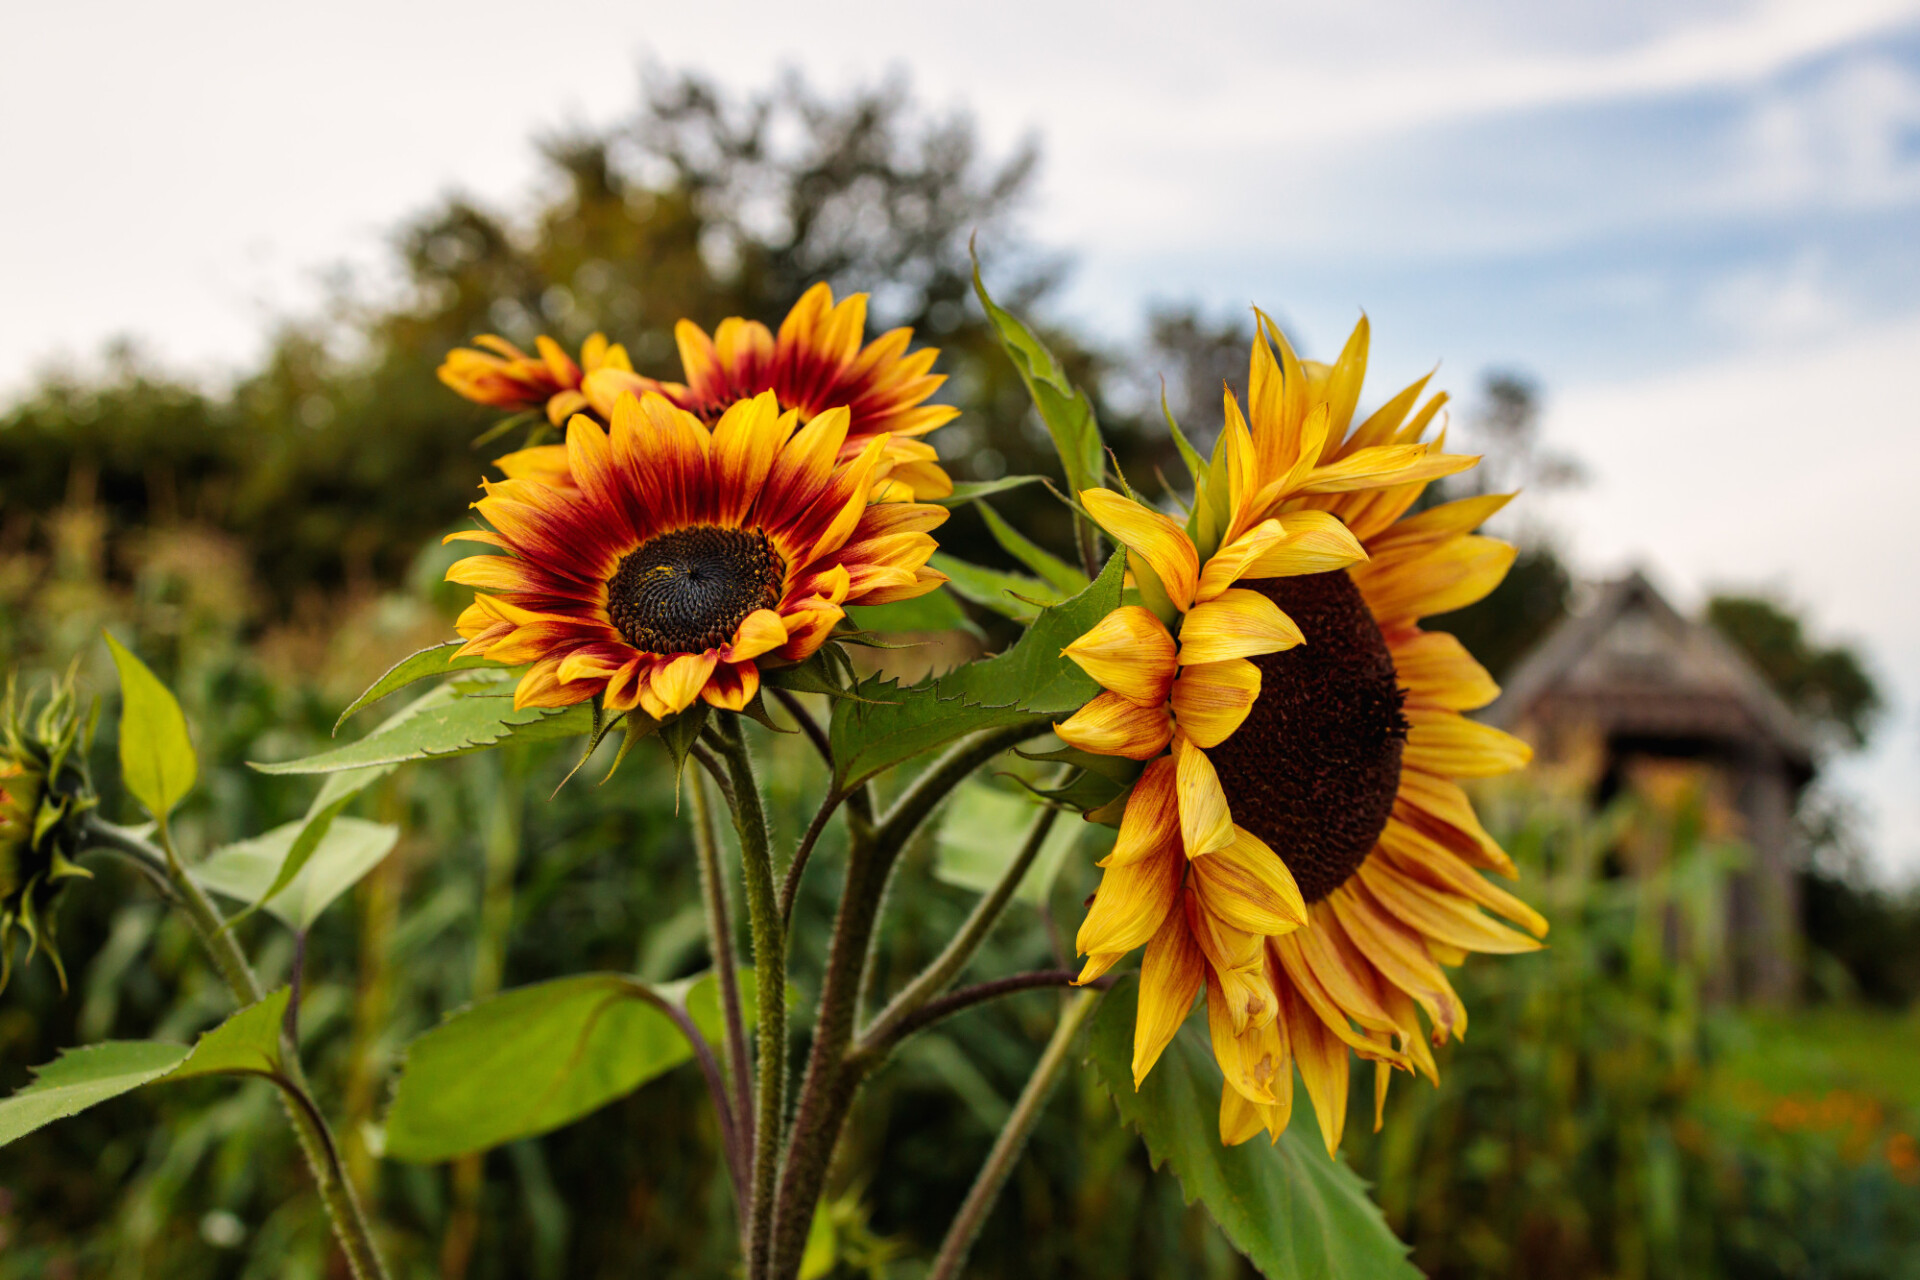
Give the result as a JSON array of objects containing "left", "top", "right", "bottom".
[{"left": 1, "top": 666, "right": 99, "bottom": 992}]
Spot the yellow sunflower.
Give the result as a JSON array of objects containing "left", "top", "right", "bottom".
[
  {"left": 1060, "top": 312, "right": 1544, "bottom": 1154},
  {"left": 439, "top": 332, "right": 632, "bottom": 429},
  {"left": 445, "top": 389, "right": 947, "bottom": 717},
  {"left": 454, "top": 284, "right": 959, "bottom": 502}
]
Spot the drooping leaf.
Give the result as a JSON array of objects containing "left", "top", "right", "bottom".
[
  {"left": 232, "top": 763, "right": 395, "bottom": 925},
  {"left": 976, "top": 502, "right": 1088, "bottom": 596},
  {"left": 103, "top": 632, "right": 197, "bottom": 821},
  {"left": 828, "top": 553, "right": 1123, "bottom": 788},
  {"left": 168, "top": 988, "right": 291, "bottom": 1081},
  {"left": 933, "top": 781, "right": 1090, "bottom": 906},
  {"left": 1084, "top": 978, "right": 1419, "bottom": 1280},
  {"left": 383, "top": 970, "right": 754, "bottom": 1163},
  {"left": 0, "top": 1042, "right": 188, "bottom": 1147},
  {"left": 0, "top": 990, "right": 292, "bottom": 1148},
  {"left": 333, "top": 641, "right": 510, "bottom": 734},
  {"left": 845, "top": 587, "right": 976, "bottom": 635},
  {"left": 250, "top": 679, "right": 591, "bottom": 776},
  {"left": 929, "top": 553, "right": 1056, "bottom": 624},
  {"left": 934, "top": 476, "right": 1050, "bottom": 507},
  {"left": 197, "top": 818, "right": 401, "bottom": 930},
  {"left": 971, "top": 257, "right": 1105, "bottom": 501}
]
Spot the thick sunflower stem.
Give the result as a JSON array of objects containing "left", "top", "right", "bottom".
[
  {"left": 766, "top": 723, "right": 1051, "bottom": 1280},
  {"left": 708, "top": 717, "right": 787, "bottom": 1280},
  {"left": 689, "top": 769, "right": 755, "bottom": 1236},
  {"left": 85, "top": 818, "right": 392, "bottom": 1280},
  {"left": 926, "top": 988, "right": 1103, "bottom": 1280}
]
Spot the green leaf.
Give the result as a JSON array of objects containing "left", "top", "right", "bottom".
[
  {"left": 828, "top": 553, "right": 1123, "bottom": 789},
  {"left": 196, "top": 817, "right": 401, "bottom": 930},
  {"left": 0, "top": 1042, "right": 188, "bottom": 1147},
  {"left": 103, "top": 632, "right": 197, "bottom": 821},
  {"left": 1161, "top": 382, "right": 1208, "bottom": 487},
  {"left": 250, "top": 679, "right": 591, "bottom": 775},
  {"left": 844, "top": 587, "right": 976, "bottom": 635},
  {"left": 383, "top": 970, "right": 753, "bottom": 1163},
  {"left": 169, "top": 989, "right": 290, "bottom": 1082},
  {"left": 934, "top": 781, "right": 1087, "bottom": 906},
  {"left": 975, "top": 502, "right": 1089, "bottom": 596},
  {"left": 930, "top": 553, "right": 1056, "bottom": 625},
  {"left": 933, "top": 476, "right": 1050, "bottom": 507},
  {"left": 333, "top": 641, "right": 509, "bottom": 734},
  {"left": 971, "top": 257, "right": 1105, "bottom": 500},
  {"left": 1085, "top": 978, "right": 1418, "bottom": 1280}
]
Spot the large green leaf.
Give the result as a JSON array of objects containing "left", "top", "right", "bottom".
[
  {"left": 104, "top": 632, "right": 196, "bottom": 821},
  {"left": 333, "top": 640, "right": 510, "bottom": 733},
  {"left": 975, "top": 501, "right": 1088, "bottom": 597},
  {"left": 1085, "top": 978, "right": 1418, "bottom": 1280},
  {"left": 250, "top": 678, "right": 591, "bottom": 776},
  {"left": 0, "top": 1042, "right": 188, "bottom": 1147},
  {"left": 197, "top": 817, "right": 401, "bottom": 930},
  {"left": 931, "top": 552, "right": 1061, "bottom": 625},
  {"left": 0, "top": 990, "right": 291, "bottom": 1147},
  {"left": 971, "top": 260, "right": 1105, "bottom": 501},
  {"left": 383, "top": 970, "right": 754, "bottom": 1163},
  {"left": 828, "top": 553, "right": 1123, "bottom": 789},
  {"left": 933, "top": 781, "right": 1090, "bottom": 907}
]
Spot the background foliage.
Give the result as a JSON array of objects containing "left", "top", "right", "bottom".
[{"left": 2, "top": 68, "right": 1915, "bottom": 1279}]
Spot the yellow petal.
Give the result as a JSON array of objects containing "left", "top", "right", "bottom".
[
  {"left": 1280, "top": 979, "right": 1350, "bottom": 1158},
  {"left": 724, "top": 609, "right": 789, "bottom": 663},
  {"left": 1241, "top": 511, "right": 1368, "bottom": 578},
  {"left": 1104, "top": 757, "right": 1180, "bottom": 867},
  {"left": 1054, "top": 692, "right": 1174, "bottom": 761},
  {"left": 1207, "top": 971, "right": 1291, "bottom": 1105},
  {"left": 1176, "top": 589, "right": 1303, "bottom": 665},
  {"left": 1195, "top": 519, "right": 1289, "bottom": 601},
  {"left": 1064, "top": 606, "right": 1179, "bottom": 706},
  {"left": 1390, "top": 631, "right": 1499, "bottom": 711},
  {"left": 649, "top": 652, "right": 720, "bottom": 716},
  {"left": 1356, "top": 859, "right": 1543, "bottom": 954},
  {"left": 1376, "top": 818, "right": 1546, "bottom": 937},
  {"left": 1349, "top": 535, "right": 1515, "bottom": 628},
  {"left": 1325, "top": 882, "right": 1467, "bottom": 1042},
  {"left": 1188, "top": 825, "right": 1308, "bottom": 935},
  {"left": 1133, "top": 907, "right": 1206, "bottom": 1087},
  {"left": 1168, "top": 659, "right": 1260, "bottom": 749},
  {"left": 1174, "top": 734, "right": 1233, "bottom": 856},
  {"left": 1186, "top": 895, "right": 1273, "bottom": 1034},
  {"left": 1075, "top": 844, "right": 1184, "bottom": 962},
  {"left": 1402, "top": 709, "right": 1532, "bottom": 778},
  {"left": 1082, "top": 488, "right": 1198, "bottom": 611},
  {"left": 1365, "top": 493, "right": 1513, "bottom": 556}
]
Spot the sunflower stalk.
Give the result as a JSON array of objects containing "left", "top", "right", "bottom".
[
  {"left": 689, "top": 767, "right": 755, "bottom": 1230},
  {"left": 85, "top": 817, "right": 392, "bottom": 1280}
]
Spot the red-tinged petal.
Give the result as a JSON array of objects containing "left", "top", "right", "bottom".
[
  {"left": 1054, "top": 692, "right": 1174, "bottom": 761},
  {"left": 1104, "top": 757, "right": 1179, "bottom": 867},
  {"left": 1081, "top": 488, "right": 1198, "bottom": 611},
  {"left": 701, "top": 661, "right": 761, "bottom": 710},
  {"left": 1063, "top": 606, "right": 1178, "bottom": 706}
]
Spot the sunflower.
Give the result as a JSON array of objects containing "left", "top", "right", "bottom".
[
  {"left": 1060, "top": 312, "right": 1544, "bottom": 1154},
  {"left": 466, "top": 284, "right": 959, "bottom": 502},
  {"left": 445, "top": 388, "right": 947, "bottom": 718},
  {"left": 439, "top": 332, "right": 632, "bottom": 428}
]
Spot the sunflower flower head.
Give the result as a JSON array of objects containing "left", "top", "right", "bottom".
[
  {"left": 446, "top": 388, "right": 948, "bottom": 721},
  {"left": 1, "top": 667, "right": 98, "bottom": 993},
  {"left": 439, "top": 332, "right": 633, "bottom": 428},
  {"left": 1059, "top": 312, "right": 1543, "bottom": 1154}
]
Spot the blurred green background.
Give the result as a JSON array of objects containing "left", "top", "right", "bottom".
[{"left": 2, "top": 71, "right": 1916, "bottom": 1280}]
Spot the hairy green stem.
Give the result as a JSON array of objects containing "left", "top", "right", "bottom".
[
  {"left": 689, "top": 769, "right": 755, "bottom": 1229},
  {"left": 87, "top": 818, "right": 391, "bottom": 1280},
  {"left": 926, "top": 988, "right": 1103, "bottom": 1280},
  {"left": 706, "top": 717, "right": 787, "bottom": 1280},
  {"left": 766, "top": 721, "right": 1051, "bottom": 1280},
  {"left": 856, "top": 802, "right": 1061, "bottom": 1063}
]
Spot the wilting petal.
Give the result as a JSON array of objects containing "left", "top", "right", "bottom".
[
  {"left": 1075, "top": 843, "right": 1184, "bottom": 969},
  {"left": 1055, "top": 692, "right": 1175, "bottom": 761},
  {"left": 1169, "top": 659, "right": 1261, "bottom": 749},
  {"left": 1325, "top": 882, "right": 1467, "bottom": 1042},
  {"left": 1133, "top": 906, "right": 1206, "bottom": 1087},
  {"left": 1280, "top": 979, "right": 1350, "bottom": 1158},
  {"left": 1063, "top": 606, "right": 1178, "bottom": 706},
  {"left": 1081, "top": 488, "right": 1199, "bottom": 611},
  {"left": 1356, "top": 859, "right": 1542, "bottom": 954},
  {"left": 1104, "top": 757, "right": 1180, "bottom": 867},
  {"left": 1207, "top": 970, "right": 1291, "bottom": 1105},
  {"left": 1177, "top": 589, "right": 1303, "bottom": 665},
  {"left": 1185, "top": 895, "right": 1272, "bottom": 1034},
  {"left": 1376, "top": 817, "right": 1547, "bottom": 938},
  {"left": 1174, "top": 734, "right": 1233, "bottom": 856},
  {"left": 1188, "top": 825, "right": 1308, "bottom": 935}
]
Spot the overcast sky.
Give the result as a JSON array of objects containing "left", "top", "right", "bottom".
[{"left": 7, "top": 0, "right": 1919, "bottom": 878}]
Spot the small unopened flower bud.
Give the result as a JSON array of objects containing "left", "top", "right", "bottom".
[{"left": 1, "top": 666, "right": 99, "bottom": 992}]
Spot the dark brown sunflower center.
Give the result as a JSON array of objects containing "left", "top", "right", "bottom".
[
  {"left": 606, "top": 525, "right": 785, "bottom": 654},
  {"left": 1208, "top": 569, "right": 1407, "bottom": 902}
]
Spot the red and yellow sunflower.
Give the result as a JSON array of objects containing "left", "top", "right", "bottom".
[
  {"left": 443, "top": 284, "right": 958, "bottom": 501},
  {"left": 1061, "top": 312, "right": 1544, "bottom": 1154},
  {"left": 445, "top": 389, "right": 947, "bottom": 718}
]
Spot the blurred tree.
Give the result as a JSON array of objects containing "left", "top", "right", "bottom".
[{"left": 1705, "top": 595, "right": 1882, "bottom": 751}]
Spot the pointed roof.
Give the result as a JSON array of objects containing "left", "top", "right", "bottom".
[{"left": 1483, "top": 569, "right": 1815, "bottom": 774}]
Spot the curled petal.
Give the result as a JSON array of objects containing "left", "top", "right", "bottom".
[
  {"left": 1169, "top": 659, "right": 1260, "bottom": 749},
  {"left": 1081, "top": 488, "right": 1198, "bottom": 611},
  {"left": 1133, "top": 906, "right": 1206, "bottom": 1088},
  {"left": 649, "top": 652, "right": 720, "bottom": 716},
  {"left": 1207, "top": 970, "right": 1292, "bottom": 1105},
  {"left": 1241, "top": 511, "right": 1369, "bottom": 578},
  {"left": 724, "top": 609, "right": 789, "bottom": 663},
  {"left": 701, "top": 661, "right": 761, "bottom": 711},
  {"left": 1173, "top": 734, "right": 1233, "bottom": 856},
  {"left": 1055, "top": 692, "right": 1174, "bottom": 761},
  {"left": 1063, "top": 606, "right": 1178, "bottom": 706},
  {"left": 1187, "top": 825, "right": 1308, "bottom": 936}
]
